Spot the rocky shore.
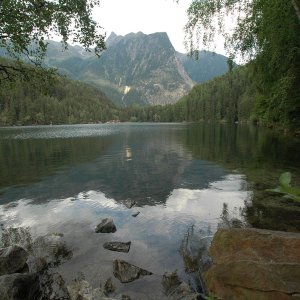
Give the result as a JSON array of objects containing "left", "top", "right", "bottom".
[{"left": 0, "top": 208, "right": 202, "bottom": 300}]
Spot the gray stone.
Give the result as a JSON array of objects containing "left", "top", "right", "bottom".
[
  {"left": 104, "top": 277, "right": 115, "bottom": 295},
  {"left": 113, "top": 259, "right": 152, "bottom": 283},
  {"left": 123, "top": 199, "right": 136, "bottom": 209},
  {"left": 162, "top": 272, "right": 201, "bottom": 299},
  {"left": 131, "top": 212, "right": 140, "bottom": 217},
  {"left": 67, "top": 279, "right": 108, "bottom": 300},
  {"left": 162, "top": 271, "right": 182, "bottom": 295},
  {"left": 103, "top": 242, "right": 131, "bottom": 253},
  {"left": 0, "top": 245, "right": 28, "bottom": 276},
  {"left": 95, "top": 218, "right": 117, "bottom": 233},
  {"left": 0, "top": 273, "right": 41, "bottom": 300},
  {"left": 28, "top": 233, "right": 72, "bottom": 273}
]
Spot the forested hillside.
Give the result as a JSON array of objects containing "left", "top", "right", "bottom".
[
  {"left": 119, "top": 60, "right": 299, "bottom": 133},
  {"left": 0, "top": 59, "right": 118, "bottom": 126},
  {"left": 118, "top": 65, "right": 254, "bottom": 123}
]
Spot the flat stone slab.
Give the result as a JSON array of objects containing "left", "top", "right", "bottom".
[
  {"left": 123, "top": 199, "right": 136, "bottom": 209},
  {"left": 204, "top": 228, "right": 300, "bottom": 299},
  {"left": 0, "top": 245, "right": 28, "bottom": 276},
  {"left": 113, "top": 259, "right": 152, "bottom": 283},
  {"left": 95, "top": 218, "right": 116, "bottom": 233},
  {"left": 103, "top": 242, "right": 131, "bottom": 253}
]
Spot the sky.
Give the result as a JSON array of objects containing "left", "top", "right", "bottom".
[{"left": 93, "top": 0, "right": 227, "bottom": 55}]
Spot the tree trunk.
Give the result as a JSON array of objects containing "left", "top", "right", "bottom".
[{"left": 291, "top": 0, "right": 300, "bottom": 23}]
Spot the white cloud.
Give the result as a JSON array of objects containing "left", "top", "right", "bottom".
[{"left": 94, "top": 0, "right": 193, "bottom": 53}]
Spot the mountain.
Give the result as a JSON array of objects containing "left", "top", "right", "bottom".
[
  {"left": 176, "top": 51, "right": 231, "bottom": 84},
  {"left": 0, "top": 32, "right": 231, "bottom": 107},
  {"left": 45, "top": 32, "right": 195, "bottom": 106}
]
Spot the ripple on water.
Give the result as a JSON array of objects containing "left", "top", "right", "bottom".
[{"left": 0, "top": 124, "right": 121, "bottom": 140}]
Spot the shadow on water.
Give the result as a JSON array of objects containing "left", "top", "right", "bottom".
[{"left": 179, "top": 123, "right": 300, "bottom": 232}]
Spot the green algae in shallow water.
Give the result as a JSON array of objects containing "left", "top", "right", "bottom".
[{"left": 267, "top": 172, "right": 300, "bottom": 202}]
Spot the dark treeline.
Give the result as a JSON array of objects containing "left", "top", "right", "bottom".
[
  {"left": 0, "top": 60, "right": 299, "bottom": 132},
  {"left": 0, "top": 62, "right": 119, "bottom": 126}
]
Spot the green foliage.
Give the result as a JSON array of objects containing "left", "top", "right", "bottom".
[
  {"left": 0, "top": 0, "right": 105, "bottom": 80},
  {"left": 119, "top": 64, "right": 255, "bottom": 123},
  {"left": 267, "top": 172, "right": 300, "bottom": 202},
  {"left": 184, "top": 0, "right": 300, "bottom": 130},
  {"left": 0, "top": 60, "right": 118, "bottom": 125}
]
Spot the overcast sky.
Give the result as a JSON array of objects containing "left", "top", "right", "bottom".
[{"left": 93, "top": 0, "right": 226, "bottom": 55}]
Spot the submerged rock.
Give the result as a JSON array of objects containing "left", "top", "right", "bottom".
[
  {"left": 162, "top": 271, "right": 201, "bottom": 299},
  {"left": 0, "top": 273, "right": 40, "bottom": 300},
  {"left": 95, "top": 218, "right": 117, "bottom": 233},
  {"left": 103, "top": 242, "right": 131, "bottom": 253},
  {"left": 162, "top": 271, "right": 182, "bottom": 295},
  {"left": 67, "top": 279, "right": 112, "bottom": 300},
  {"left": 123, "top": 199, "right": 136, "bottom": 209},
  {"left": 131, "top": 212, "right": 140, "bottom": 217},
  {"left": 204, "top": 228, "right": 300, "bottom": 300},
  {"left": 0, "top": 245, "right": 28, "bottom": 276},
  {"left": 113, "top": 259, "right": 152, "bottom": 283},
  {"left": 29, "top": 233, "right": 73, "bottom": 273},
  {"left": 104, "top": 277, "right": 115, "bottom": 295}
]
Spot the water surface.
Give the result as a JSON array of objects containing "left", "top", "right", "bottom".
[{"left": 0, "top": 123, "right": 299, "bottom": 298}]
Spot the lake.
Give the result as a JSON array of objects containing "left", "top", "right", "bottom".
[{"left": 0, "top": 123, "right": 300, "bottom": 299}]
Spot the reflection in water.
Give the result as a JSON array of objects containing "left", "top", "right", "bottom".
[{"left": 0, "top": 123, "right": 299, "bottom": 298}]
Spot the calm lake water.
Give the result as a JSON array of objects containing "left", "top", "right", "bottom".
[{"left": 0, "top": 123, "right": 300, "bottom": 298}]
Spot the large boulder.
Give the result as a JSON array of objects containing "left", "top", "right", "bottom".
[
  {"left": 204, "top": 228, "right": 300, "bottom": 300},
  {"left": 95, "top": 218, "right": 117, "bottom": 233},
  {"left": 0, "top": 273, "right": 40, "bottom": 300},
  {"left": 113, "top": 259, "right": 152, "bottom": 283},
  {"left": 0, "top": 245, "right": 28, "bottom": 276}
]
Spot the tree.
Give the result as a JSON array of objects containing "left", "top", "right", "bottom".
[
  {"left": 184, "top": 0, "right": 300, "bottom": 129},
  {"left": 0, "top": 0, "right": 105, "bottom": 80}
]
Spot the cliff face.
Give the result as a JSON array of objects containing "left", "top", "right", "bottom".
[{"left": 79, "top": 32, "right": 195, "bottom": 106}]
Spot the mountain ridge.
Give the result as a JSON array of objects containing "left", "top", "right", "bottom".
[{"left": 1, "top": 32, "right": 231, "bottom": 107}]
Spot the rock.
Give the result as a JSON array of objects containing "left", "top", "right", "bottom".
[
  {"left": 162, "top": 271, "right": 182, "bottom": 295},
  {"left": 113, "top": 259, "right": 152, "bottom": 283},
  {"left": 104, "top": 277, "right": 115, "bottom": 295},
  {"left": 230, "top": 218, "right": 244, "bottom": 228},
  {"left": 131, "top": 212, "right": 140, "bottom": 217},
  {"left": 67, "top": 279, "right": 112, "bottom": 300},
  {"left": 39, "top": 272, "right": 70, "bottom": 300},
  {"left": 121, "top": 296, "right": 131, "bottom": 300},
  {"left": 204, "top": 228, "right": 300, "bottom": 300},
  {"left": 162, "top": 272, "right": 201, "bottom": 299},
  {"left": 95, "top": 218, "right": 117, "bottom": 233},
  {"left": 0, "top": 273, "right": 41, "bottom": 300},
  {"left": 123, "top": 199, "right": 136, "bottom": 209},
  {"left": 28, "top": 233, "right": 72, "bottom": 272},
  {"left": 103, "top": 242, "right": 131, "bottom": 253},
  {"left": 0, "top": 245, "right": 28, "bottom": 276}
]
